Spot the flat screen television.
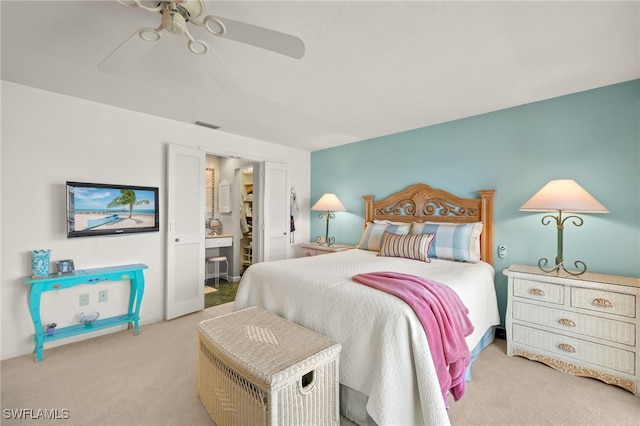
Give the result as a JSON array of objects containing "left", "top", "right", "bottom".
[{"left": 66, "top": 181, "right": 159, "bottom": 238}]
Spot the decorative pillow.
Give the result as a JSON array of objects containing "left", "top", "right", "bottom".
[
  {"left": 410, "top": 221, "right": 483, "bottom": 263},
  {"left": 378, "top": 231, "right": 435, "bottom": 263},
  {"left": 358, "top": 222, "right": 411, "bottom": 251}
]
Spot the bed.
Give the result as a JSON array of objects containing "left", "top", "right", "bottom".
[{"left": 234, "top": 183, "right": 500, "bottom": 425}]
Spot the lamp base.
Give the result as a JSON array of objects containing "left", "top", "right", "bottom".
[
  {"left": 538, "top": 258, "right": 587, "bottom": 276},
  {"left": 315, "top": 236, "right": 336, "bottom": 247}
]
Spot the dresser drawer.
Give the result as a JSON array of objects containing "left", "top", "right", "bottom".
[
  {"left": 206, "top": 237, "right": 232, "bottom": 248},
  {"left": 512, "top": 323, "right": 636, "bottom": 375},
  {"left": 571, "top": 287, "right": 636, "bottom": 318},
  {"left": 513, "top": 278, "right": 564, "bottom": 305},
  {"left": 513, "top": 301, "right": 636, "bottom": 346},
  {"left": 301, "top": 248, "right": 318, "bottom": 257}
]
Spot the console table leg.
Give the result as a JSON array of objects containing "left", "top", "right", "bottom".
[
  {"left": 28, "top": 288, "right": 44, "bottom": 362},
  {"left": 131, "top": 270, "right": 145, "bottom": 334}
]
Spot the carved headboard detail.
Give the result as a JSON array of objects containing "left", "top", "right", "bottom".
[{"left": 363, "top": 183, "right": 496, "bottom": 264}]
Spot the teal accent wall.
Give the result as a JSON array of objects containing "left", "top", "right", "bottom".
[{"left": 311, "top": 80, "right": 640, "bottom": 326}]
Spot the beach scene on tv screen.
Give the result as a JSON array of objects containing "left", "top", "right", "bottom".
[{"left": 70, "top": 187, "right": 157, "bottom": 231}]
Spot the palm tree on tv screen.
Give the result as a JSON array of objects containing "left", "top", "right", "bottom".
[{"left": 107, "top": 189, "right": 149, "bottom": 218}]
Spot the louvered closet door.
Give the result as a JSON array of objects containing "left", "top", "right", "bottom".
[{"left": 166, "top": 144, "right": 205, "bottom": 320}]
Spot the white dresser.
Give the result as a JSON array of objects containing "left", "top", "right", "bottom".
[{"left": 504, "top": 264, "right": 640, "bottom": 395}]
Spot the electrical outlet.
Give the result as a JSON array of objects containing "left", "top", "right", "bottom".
[
  {"left": 498, "top": 245, "right": 507, "bottom": 259},
  {"left": 98, "top": 290, "right": 108, "bottom": 303},
  {"left": 79, "top": 294, "right": 89, "bottom": 306}
]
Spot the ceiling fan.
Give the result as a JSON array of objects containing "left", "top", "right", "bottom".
[{"left": 98, "top": 0, "right": 305, "bottom": 84}]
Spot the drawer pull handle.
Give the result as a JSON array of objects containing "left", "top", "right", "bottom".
[
  {"left": 557, "top": 343, "right": 576, "bottom": 353},
  {"left": 592, "top": 298, "right": 613, "bottom": 308},
  {"left": 529, "top": 288, "right": 545, "bottom": 296},
  {"left": 557, "top": 318, "right": 576, "bottom": 327},
  {"left": 53, "top": 284, "right": 61, "bottom": 289}
]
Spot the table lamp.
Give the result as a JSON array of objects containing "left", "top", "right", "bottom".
[
  {"left": 520, "top": 179, "right": 608, "bottom": 275},
  {"left": 311, "top": 193, "right": 346, "bottom": 246}
]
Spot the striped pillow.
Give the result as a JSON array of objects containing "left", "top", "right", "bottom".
[
  {"left": 358, "top": 222, "right": 411, "bottom": 251},
  {"left": 410, "top": 221, "right": 483, "bottom": 263},
  {"left": 378, "top": 231, "right": 435, "bottom": 263}
]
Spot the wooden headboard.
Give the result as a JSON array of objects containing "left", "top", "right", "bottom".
[{"left": 363, "top": 183, "right": 496, "bottom": 264}]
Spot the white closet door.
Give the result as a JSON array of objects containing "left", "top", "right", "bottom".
[
  {"left": 261, "top": 162, "right": 289, "bottom": 262},
  {"left": 166, "top": 144, "right": 205, "bottom": 319}
]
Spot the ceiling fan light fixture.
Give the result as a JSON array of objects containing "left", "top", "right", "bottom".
[
  {"left": 138, "top": 27, "right": 162, "bottom": 42},
  {"left": 203, "top": 16, "right": 226, "bottom": 36},
  {"left": 188, "top": 39, "right": 208, "bottom": 55}
]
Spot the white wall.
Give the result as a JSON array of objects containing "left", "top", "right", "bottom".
[{"left": 1, "top": 81, "right": 311, "bottom": 360}]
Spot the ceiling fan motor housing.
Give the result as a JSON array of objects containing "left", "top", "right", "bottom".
[
  {"left": 163, "top": 10, "right": 187, "bottom": 34},
  {"left": 172, "top": 0, "right": 204, "bottom": 19},
  {"left": 160, "top": 0, "right": 204, "bottom": 35}
]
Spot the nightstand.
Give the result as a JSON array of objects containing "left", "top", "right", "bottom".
[
  {"left": 299, "top": 242, "right": 357, "bottom": 257},
  {"left": 503, "top": 264, "right": 640, "bottom": 396}
]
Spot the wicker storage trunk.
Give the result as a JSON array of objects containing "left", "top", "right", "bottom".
[{"left": 197, "top": 307, "right": 341, "bottom": 426}]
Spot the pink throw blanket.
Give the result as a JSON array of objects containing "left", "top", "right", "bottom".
[{"left": 352, "top": 271, "right": 474, "bottom": 408}]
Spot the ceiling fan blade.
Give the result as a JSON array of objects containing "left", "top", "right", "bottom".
[
  {"left": 98, "top": 28, "right": 162, "bottom": 74},
  {"left": 194, "top": 47, "right": 243, "bottom": 95},
  {"left": 210, "top": 16, "right": 305, "bottom": 59}
]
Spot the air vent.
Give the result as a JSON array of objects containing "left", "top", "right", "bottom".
[{"left": 193, "top": 121, "right": 220, "bottom": 130}]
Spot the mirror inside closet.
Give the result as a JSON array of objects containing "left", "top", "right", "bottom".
[{"left": 205, "top": 154, "right": 258, "bottom": 284}]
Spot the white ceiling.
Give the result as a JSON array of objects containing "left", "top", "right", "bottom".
[{"left": 2, "top": 1, "right": 638, "bottom": 152}]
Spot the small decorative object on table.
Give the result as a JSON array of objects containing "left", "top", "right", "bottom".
[
  {"left": 56, "top": 259, "right": 75, "bottom": 275},
  {"left": 207, "top": 217, "right": 222, "bottom": 235},
  {"left": 78, "top": 312, "right": 100, "bottom": 326},
  {"left": 45, "top": 323, "right": 57, "bottom": 336},
  {"left": 31, "top": 249, "right": 51, "bottom": 278}
]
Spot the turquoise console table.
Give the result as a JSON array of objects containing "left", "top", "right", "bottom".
[{"left": 22, "top": 263, "right": 147, "bottom": 361}]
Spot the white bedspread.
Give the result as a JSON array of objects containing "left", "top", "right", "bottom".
[{"left": 234, "top": 249, "right": 500, "bottom": 426}]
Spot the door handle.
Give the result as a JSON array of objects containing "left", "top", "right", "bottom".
[{"left": 175, "top": 238, "right": 180, "bottom": 242}]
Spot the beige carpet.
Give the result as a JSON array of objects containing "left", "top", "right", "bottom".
[
  {"left": 447, "top": 340, "right": 640, "bottom": 425},
  {"left": 1, "top": 303, "right": 638, "bottom": 425}
]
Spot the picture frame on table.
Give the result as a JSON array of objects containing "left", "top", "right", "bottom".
[{"left": 56, "top": 259, "right": 75, "bottom": 275}]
